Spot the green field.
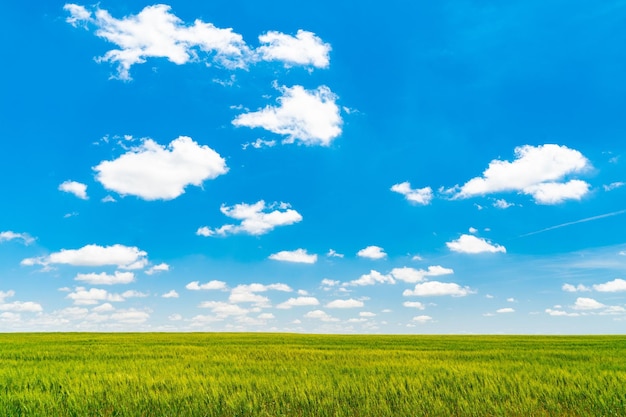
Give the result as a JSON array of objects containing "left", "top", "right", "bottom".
[{"left": 1, "top": 333, "right": 625, "bottom": 416}]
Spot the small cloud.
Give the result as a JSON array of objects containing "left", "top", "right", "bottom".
[
  {"left": 276, "top": 297, "right": 320, "bottom": 309},
  {"left": 468, "top": 227, "right": 478, "bottom": 234},
  {"left": 22, "top": 244, "right": 148, "bottom": 270},
  {"left": 357, "top": 246, "right": 387, "bottom": 260},
  {"left": 162, "top": 290, "right": 179, "bottom": 298},
  {"left": 256, "top": 30, "right": 331, "bottom": 68},
  {"left": 326, "top": 249, "right": 344, "bottom": 258},
  {"left": 562, "top": 283, "right": 591, "bottom": 292},
  {"left": 242, "top": 139, "right": 276, "bottom": 150},
  {"left": 403, "top": 281, "right": 473, "bottom": 297},
  {"left": 0, "top": 231, "right": 35, "bottom": 245},
  {"left": 391, "top": 266, "right": 454, "bottom": 284},
  {"left": 545, "top": 308, "right": 580, "bottom": 317},
  {"left": 197, "top": 201, "right": 302, "bottom": 237},
  {"left": 603, "top": 182, "right": 625, "bottom": 191},
  {"left": 145, "top": 263, "right": 170, "bottom": 275},
  {"left": 403, "top": 301, "right": 426, "bottom": 310},
  {"left": 75, "top": 271, "right": 135, "bottom": 285},
  {"left": 321, "top": 278, "right": 340, "bottom": 287},
  {"left": 345, "top": 270, "right": 394, "bottom": 286},
  {"left": 493, "top": 199, "right": 514, "bottom": 209},
  {"left": 59, "top": 180, "right": 88, "bottom": 200},
  {"left": 304, "top": 310, "right": 338, "bottom": 322},
  {"left": 101, "top": 195, "right": 117, "bottom": 203},
  {"left": 506, "top": 298, "right": 516, "bottom": 303},
  {"left": 390, "top": 182, "right": 433, "bottom": 205},
  {"left": 485, "top": 294, "right": 494, "bottom": 299},
  {"left": 572, "top": 297, "right": 605, "bottom": 310},
  {"left": 269, "top": 249, "right": 317, "bottom": 264},
  {"left": 411, "top": 254, "right": 423, "bottom": 261},
  {"left": 359, "top": 312, "right": 376, "bottom": 317},
  {"left": 412, "top": 315, "right": 432, "bottom": 324},
  {"left": 185, "top": 280, "right": 227, "bottom": 291},
  {"left": 446, "top": 234, "right": 506, "bottom": 254},
  {"left": 496, "top": 308, "right": 515, "bottom": 313},
  {"left": 325, "top": 299, "right": 364, "bottom": 309}
]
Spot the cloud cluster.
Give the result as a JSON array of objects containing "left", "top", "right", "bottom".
[
  {"left": 390, "top": 182, "right": 433, "bottom": 205},
  {"left": 446, "top": 234, "right": 506, "bottom": 254},
  {"left": 94, "top": 136, "right": 227, "bottom": 201},
  {"left": 64, "top": 4, "right": 331, "bottom": 80},
  {"left": 197, "top": 201, "right": 302, "bottom": 236},
  {"left": 563, "top": 278, "right": 626, "bottom": 293}
]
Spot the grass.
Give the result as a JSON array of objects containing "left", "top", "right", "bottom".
[{"left": 0, "top": 333, "right": 625, "bottom": 416}]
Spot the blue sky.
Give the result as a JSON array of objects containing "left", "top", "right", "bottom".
[{"left": 1, "top": 0, "right": 625, "bottom": 333}]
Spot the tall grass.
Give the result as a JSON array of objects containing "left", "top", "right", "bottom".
[{"left": 0, "top": 333, "right": 624, "bottom": 416}]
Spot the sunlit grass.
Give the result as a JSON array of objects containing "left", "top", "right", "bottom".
[{"left": 1, "top": 333, "right": 625, "bottom": 416}]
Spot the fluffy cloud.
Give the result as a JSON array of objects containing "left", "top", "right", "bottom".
[
  {"left": 304, "top": 310, "right": 338, "bottom": 322},
  {"left": 232, "top": 85, "right": 342, "bottom": 146},
  {"left": 357, "top": 246, "right": 387, "bottom": 260},
  {"left": 390, "top": 182, "right": 433, "bottom": 205},
  {"left": 496, "top": 308, "right": 515, "bottom": 313},
  {"left": 269, "top": 249, "right": 317, "bottom": 264},
  {"left": 325, "top": 299, "right": 364, "bottom": 308},
  {"left": 145, "top": 263, "right": 170, "bottom": 275},
  {"left": 412, "top": 315, "right": 433, "bottom": 323},
  {"left": 593, "top": 278, "right": 626, "bottom": 292},
  {"left": 197, "top": 201, "right": 302, "bottom": 236},
  {"left": 346, "top": 270, "right": 395, "bottom": 286},
  {"left": 228, "top": 283, "right": 292, "bottom": 307},
  {"left": 66, "top": 287, "right": 125, "bottom": 305},
  {"left": 64, "top": 4, "right": 251, "bottom": 80},
  {"left": 199, "top": 301, "right": 249, "bottom": 317},
  {"left": 257, "top": 30, "right": 330, "bottom": 68},
  {"left": 22, "top": 244, "right": 148, "bottom": 270},
  {"left": 455, "top": 144, "right": 591, "bottom": 204},
  {"left": 403, "top": 301, "right": 426, "bottom": 310},
  {"left": 562, "top": 283, "right": 591, "bottom": 292},
  {"left": 0, "top": 231, "right": 34, "bottom": 245},
  {"left": 572, "top": 297, "right": 605, "bottom": 310},
  {"left": 94, "top": 136, "right": 227, "bottom": 201},
  {"left": 0, "top": 296, "right": 43, "bottom": 313},
  {"left": 545, "top": 308, "right": 580, "bottom": 317},
  {"left": 276, "top": 297, "right": 320, "bottom": 309},
  {"left": 446, "top": 234, "right": 506, "bottom": 254},
  {"left": 58, "top": 180, "right": 88, "bottom": 200},
  {"left": 403, "top": 281, "right": 473, "bottom": 297},
  {"left": 110, "top": 309, "right": 150, "bottom": 324},
  {"left": 75, "top": 271, "right": 135, "bottom": 285},
  {"left": 391, "top": 266, "right": 454, "bottom": 284},
  {"left": 185, "top": 280, "right": 227, "bottom": 291},
  {"left": 161, "top": 290, "right": 179, "bottom": 298}
]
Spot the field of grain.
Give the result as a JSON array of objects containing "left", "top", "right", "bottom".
[{"left": 0, "top": 333, "right": 625, "bottom": 416}]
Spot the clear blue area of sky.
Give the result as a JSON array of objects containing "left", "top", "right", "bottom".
[{"left": 0, "top": 0, "right": 625, "bottom": 332}]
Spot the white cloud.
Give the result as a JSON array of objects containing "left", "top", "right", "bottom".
[
  {"left": 0, "top": 231, "right": 34, "bottom": 245},
  {"left": 593, "top": 278, "right": 626, "bottom": 292},
  {"left": 304, "top": 310, "right": 338, "bottom": 322},
  {"left": 412, "top": 315, "right": 432, "bottom": 323},
  {"left": 229, "top": 283, "right": 292, "bottom": 306},
  {"left": 493, "top": 199, "right": 514, "bottom": 209},
  {"left": 403, "top": 281, "right": 473, "bottom": 297},
  {"left": 199, "top": 301, "right": 249, "bottom": 317},
  {"left": 185, "top": 280, "right": 227, "bottom": 291},
  {"left": 0, "top": 291, "right": 16, "bottom": 303},
  {"left": 145, "top": 263, "right": 170, "bottom": 275},
  {"left": 242, "top": 139, "right": 276, "bottom": 150},
  {"left": 572, "top": 297, "right": 605, "bottom": 310},
  {"left": 403, "top": 301, "right": 426, "bottom": 310},
  {"left": 391, "top": 266, "right": 454, "bottom": 284},
  {"left": 197, "top": 200, "right": 302, "bottom": 236},
  {"left": 101, "top": 195, "right": 116, "bottom": 203},
  {"left": 562, "top": 283, "right": 591, "bottom": 292},
  {"left": 455, "top": 144, "right": 591, "bottom": 204},
  {"left": 507, "top": 298, "right": 516, "bottom": 303},
  {"left": 269, "top": 249, "right": 317, "bottom": 264},
  {"left": 346, "top": 270, "right": 395, "bottom": 286},
  {"left": 94, "top": 136, "right": 227, "bottom": 201},
  {"left": 469, "top": 227, "right": 478, "bottom": 234},
  {"left": 232, "top": 85, "right": 342, "bottom": 146},
  {"left": 321, "top": 279, "right": 340, "bottom": 288},
  {"left": 357, "top": 246, "right": 387, "bottom": 260},
  {"left": 359, "top": 312, "right": 376, "bottom": 317},
  {"left": 326, "top": 249, "right": 344, "bottom": 258},
  {"left": 276, "top": 297, "right": 320, "bottom": 309},
  {"left": 496, "top": 308, "right": 515, "bottom": 313},
  {"left": 326, "top": 299, "right": 364, "bottom": 308},
  {"left": 66, "top": 287, "right": 124, "bottom": 305},
  {"left": 545, "top": 308, "right": 580, "bottom": 317},
  {"left": 121, "top": 290, "right": 149, "bottom": 298},
  {"left": 390, "top": 182, "right": 433, "bottom": 205},
  {"left": 162, "top": 290, "right": 179, "bottom": 298},
  {"left": 93, "top": 303, "right": 115, "bottom": 312},
  {"left": 603, "top": 182, "right": 625, "bottom": 191},
  {"left": 446, "top": 234, "right": 506, "bottom": 254},
  {"left": 64, "top": 4, "right": 251, "bottom": 80},
  {"left": 110, "top": 309, "right": 150, "bottom": 324},
  {"left": 59, "top": 180, "right": 88, "bottom": 200},
  {"left": 22, "top": 244, "right": 148, "bottom": 270},
  {"left": 257, "top": 30, "right": 330, "bottom": 68},
  {"left": 0, "top": 300, "right": 43, "bottom": 313},
  {"left": 75, "top": 271, "right": 135, "bottom": 285}
]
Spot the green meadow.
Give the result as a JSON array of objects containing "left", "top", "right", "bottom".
[{"left": 1, "top": 333, "right": 625, "bottom": 416}]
